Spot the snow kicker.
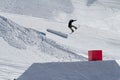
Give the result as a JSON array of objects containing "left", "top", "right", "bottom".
[
  {"left": 17, "top": 60, "right": 120, "bottom": 80},
  {"left": 47, "top": 29, "right": 68, "bottom": 38}
]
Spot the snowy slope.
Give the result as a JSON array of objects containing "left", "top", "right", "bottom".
[
  {"left": 0, "top": 15, "right": 86, "bottom": 60},
  {"left": 71, "top": 0, "right": 120, "bottom": 31},
  {"left": 1, "top": 11, "right": 120, "bottom": 59},
  {"left": 0, "top": 15, "right": 86, "bottom": 80},
  {"left": 0, "top": 0, "right": 73, "bottom": 20},
  {"left": 0, "top": 0, "right": 120, "bottom": 80},
  {"left": 0, "top": 37, "right": 59, "bottom": 80}
]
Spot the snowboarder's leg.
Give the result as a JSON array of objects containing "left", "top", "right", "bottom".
[
  {"left": 70, "top": 28, "right": 74, "bottom": 33},
  {"left": 68, "top": 26, "right": 74, "bottom": 33},
  {"left": 72, "top": 25, "right": 77, "bottom": 29}
]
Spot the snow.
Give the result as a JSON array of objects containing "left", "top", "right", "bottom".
[
  {"left": 0, "top": 37, "right": 59, "bottom": 80},
  {"left": 0, "top": 0, "right": 120, "bottom": 80},
  {"left": 17, "top": 60, "right": 120, "bottom": 80},
  {"left": 0, "top": 15, "right": 86, "bottom": 80},
  {"left": 0, "top": 0, "right": 73, "bottom": 20}
]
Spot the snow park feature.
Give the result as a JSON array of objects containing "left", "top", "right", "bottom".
[
  {"left": 88, "top": 50, "right": 102, "bottom": 61},
  {"left": 47, "top": 29, "right": 68, "bottom": 38},
  {"left": 38, "top": 32, "right": 46, "bottom": 36},
  {"left": 17, "top": 61, "right": 120, "bottom": 80}
]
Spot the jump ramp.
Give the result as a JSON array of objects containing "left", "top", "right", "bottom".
[{"left": 17, "top": 60, "right": 120, "bottom": 80}]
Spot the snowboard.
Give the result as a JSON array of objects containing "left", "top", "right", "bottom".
[{"left": 69, "top": 25, "right": 80, "bottom": 34}]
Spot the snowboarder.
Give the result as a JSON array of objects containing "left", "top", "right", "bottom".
[{"left": 68, "top": 19, "right": 77, "bottom": 33}]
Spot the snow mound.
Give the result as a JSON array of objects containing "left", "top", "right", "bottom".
[{"left": 17, "top": 60, "right": 120, "bottom": 80}]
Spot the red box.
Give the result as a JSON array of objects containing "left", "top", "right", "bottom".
[{"left": 88, "top": 50, "right": 102, "bottom": 61}]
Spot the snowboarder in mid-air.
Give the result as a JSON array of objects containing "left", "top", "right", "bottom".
[{"left": 68, "top": 19, "right": 77, "bottom": 33}]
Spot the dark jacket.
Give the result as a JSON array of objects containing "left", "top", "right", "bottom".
[{"left": 68, "top": 19, "right": 76, "bottom": 28}]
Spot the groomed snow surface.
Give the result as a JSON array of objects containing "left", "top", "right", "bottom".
[
  {"left": 17, "top": 60, "right": 120, "bottom": 80},
  {"left": 0, "top": 0, "right": 120, "bottom": 80}
]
